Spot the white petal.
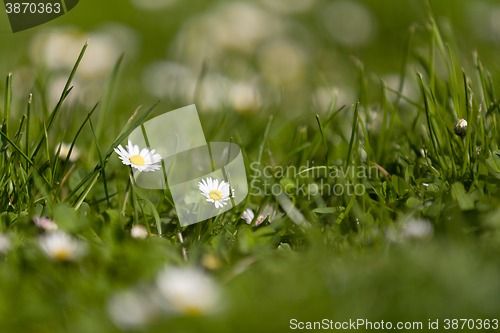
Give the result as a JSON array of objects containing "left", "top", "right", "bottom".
[
  {"left": 126, "top": 140, "right": 134, "bottom": 154},
  {"left": 152, "top": 154, "right": 162, "bottom": 163},
  {"left": 140, "top": 148, "right": 150, "bottom": 157},
  {"left": 199, "top": 186, "right": 209, "bottom": 195},
  {"left": 218, "top": 181, "right": 226, "bottom": 192}
]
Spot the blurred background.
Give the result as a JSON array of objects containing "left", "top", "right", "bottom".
[{"left": 2, "top": 0, "right": 500, "bottom": 146}]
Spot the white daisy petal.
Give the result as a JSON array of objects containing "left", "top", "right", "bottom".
[{"left": 153, "top": 154, "right": 162, "bottom": 163}]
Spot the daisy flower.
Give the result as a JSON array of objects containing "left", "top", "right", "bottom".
[
  {"left": 156, "top": 267, "right": 220, "bottom": 316},
  {"left": 33, "top": 216, "right": 58, "bottom": 231},
  {"left": 107, "top": 288, "right": 160, "bottom": 330},
  {"left": 0, "top": 233, "right": 12, "bottom": 255},
  {"left": 198, "top": 177, "right": 235, "bottom": 209},
  {"left": 39, "top": 232, "right": 88, "bottom": 262},
  {"left": 131, "top": 225, "right": 148, "bottom": 239},
  {"left": 241, "top": 205, "right": 284, "bottom": 226},
  {"left": 401, "top": 218, "right": 434, "bottom": 241},
  {"left": 114, "top": 140, "right": 162, "bottom": 172}
]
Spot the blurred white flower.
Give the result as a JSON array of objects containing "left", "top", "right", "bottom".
[
  {"left": 173, "top": 2, "right": 283, "bottom": 64},
  {"left": 130, "top": 0, "right": 178, "bottom": 10},
  {"left": 258, "top": 39, "right": 307, "bottom": 87},
  {"left": 229, "top": 82, "right": 261, "bottom": 114},
  {"left": 55, "top": 142, "right": 80, "bottom": 162},
  {"left": 30, "top": 28, "right": 123, "bottom": 79},
  {"left": 241, "top": 206, "right": 283, "bottom": 226},
  {"left": 97, "top": 23, "right": 141, "bottom": 61},
  {"left": 0, "top": 234, "right": 12, "bottom": 255},
  {"left": 39, "top": 232, "right": 88, "bottom": 261},
  {"left": 213, "top": 2, "right": 283, "bottom": 54},
  {"left": 143, "top": 61, "right": 235, "bottom": 112},
  {"left": 259, "top": 0, "right": 317, "bottom": 14},
  {"left": 131, "top": 225, "right": 148, "bottom": 239},
  {"left": 33, "top": 216, "right": 58, "bottom": 231},
  {"left": 30, "top": 28, "right": 84, "bottom": 70},
  {"left": 401, "top": 218, "right": 434, "bottom": 241},
  {"left": 107, "top": 288, "right": 160, "bottom": 330},
  {"left": 142, "top": 61, "right": 196, "bottom": 101},
  {"left": 199, "top": 177, "right": 235, "bottom": 209},
  {"left": 78, "top": 34, "right": 122, "bottom": 79},
  {"left": 319, "top": 0, "right": 377, "bottom": 47},
  {"left": 114, "top": 140, "right": 163, "bottom": 172},
  {"left": 156, "top": 267, "right": 221, "bottom": 316}
]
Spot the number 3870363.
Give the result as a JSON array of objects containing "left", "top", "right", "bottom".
[{"left": 5, "top": 3, "right": 61, "bottom": 14}]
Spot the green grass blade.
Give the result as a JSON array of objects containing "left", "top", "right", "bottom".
[
  {"left": 88, "top": 113, "right": 110, "bottom": 207},
  {"left": 3, "top": 73, "right": 12, "bottom": 135},
  {"left": 90, "top": 54, "right": 124, "bottom": 163},
  {"left": 316, "top": 114, "right": 329, "bottom": 166},
  {"left": 0, "top": 129, "right": 33, "bottom": 166},
  {"left": 30, "top": 41, "right": 88, "bottom": 159},
  {"left": 345, "top": 102, "right": 359, "bottom": 169}
]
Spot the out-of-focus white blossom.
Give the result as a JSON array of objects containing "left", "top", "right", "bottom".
[
  {"left": 259, "top": 0, "right": 317, "bottom": 14},
  {"left": 319, "top": 0, "right": 377, "bottom": 47},
  {"left": 173, "top": 2, "right": 284, "bottom": 64},
  {"left": 229, "top": 82, "right": 261, "bottom": 114},
  {"left": 130, "top": 0, "right": 178, "bottom": 11},
  {"left": 156, "top": 267, "right": 221, "bottom": 316},
  {"left": 107, "top": 288, "right": 161, "bottom": 330},
  {"left": 131, "top": 225, "right": 148, "bottom": 239},
  {"left": 39, "top": 232, "right": 88, "bottom": 262},
  {"left": 258, "top": 39, "right": 307, "bottom": 87},
  {"left": 0, "top": 234, "right": 12, "bottom": 255},
  {"left": 401, "top": 218, "right": 434, "bottom": 241}
]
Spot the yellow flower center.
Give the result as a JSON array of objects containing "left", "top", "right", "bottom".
[
  {"left": 53, "top": 249, "right": 71, "bottom": 261},
  {"left": 129, "top": 154, "right": 145, "bottom": 166},
  {"left": 209, "top": 190, "right": 223, "bottom": 201},
  {"left": 183, "top": 306, "right": 204, "bottom": 316}
]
